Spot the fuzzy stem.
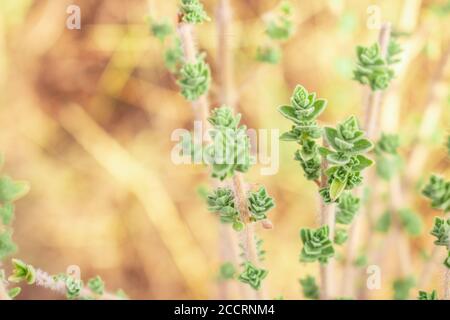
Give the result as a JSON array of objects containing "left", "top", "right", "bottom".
[
  {"left": 0, "top": 281, "right": 11, "bottom": 300},
  {"left": 444, "top": 267, "right": 450, "bottom": 300},
  {"left": 319, "top": 140, "right": 335, "bottom": 300},
  {"left": 341, "top": 23, "right": 391, "bottom": 298},
  {"left": 216, "top": 0, "right": 235, "bottom": 108},
  {"left": 232, "top": 173, "right": 265, "bottom": 299},
  {"left": 33, "top": 268, "right": 121, "bottom": 300},
  {"left": 405, "top": 45, "right": 450, "bottom": 183},
  {"left": 177, "top": 23, "right": 210, "bottom": 129}
]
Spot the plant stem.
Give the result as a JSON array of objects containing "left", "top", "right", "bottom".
[
  {"left": 177, "top": 23, "right": 210, "bottom": 129},
  {"left": 0, "top": 281, "right": 11, "bottom": 300},
  {"left": 216, "top": 0, "right": 235, "bottom": 108},
  {"left": 319, "top": 139, "right": 335, "bottom": 300},
  {"left": 405, "top": 45, "right": 450, "bottom": 184},
  {"left": 341, "top": 22, "right": 391, "bottom": 298},
  {"left": 33, "top": 268, "right": 121, "bottom": 300},
  {"left": 232, "top": 173, "right": 266, "bottom": 299}
]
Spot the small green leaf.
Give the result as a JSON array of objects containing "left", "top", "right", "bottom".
[
  {"left": 279, "top": 131, "right": 298, "bottom": 141},
  {"left": 8, "top": 287, "right": 21, "bottom": 299},
  {"left": 0, "top": 177, "right": 30, "bottom": 202},
  {"left": 323, "top": 127, "right": 339, "bottom": 150},
  {"left": 9, "top": 259, "right": 35, "bottom": 284},
  {"left": 352, "top": 155, "right": 374, "bottom": 171},
  {"left": 329, "top": 178, "right": 346, "bottom": 201},
  {"left": 0, "top": 202, "right": 14, "bottom": 225},
  {"left": 351, "top": 138, "right": 374, "bottom": 153},
  {"left": 278, "top": 105, "right": 300, "bottom": 123}
]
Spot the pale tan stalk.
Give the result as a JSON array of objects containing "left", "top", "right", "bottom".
[
  {"left": 341, "top": 23, "right": 392, "bottom": 298},
  {"left": 319, "top": 140, "right": 335, "bottom": 300},
  {"left": 0, "top": 282, "right": 11, "bottom": 300},
  {"left": 405, "top": 45, "right": 450, "bottom": 183},
  {"left": 215, "top": 0, "right": 253, "bottom": 299},
  {"left": 216, "top": 0, "right": 236, "bottom": 108}
]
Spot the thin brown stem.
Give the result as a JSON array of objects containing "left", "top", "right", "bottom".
[
  {"left": 319, "top": 140, "right": 335, "bottom": 300},
  {"left": 0, "top": 281, "right": 11, "bottom": 300},
  {"left": 216, "top": 0, "right": 235, "bottom": 108},
  {"left": 341, "top": 23, "right": 391, "bottom": 298}
]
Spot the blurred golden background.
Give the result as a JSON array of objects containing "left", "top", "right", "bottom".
[{"left": 0, "top": 0, "right": 448, "bottom": 299}]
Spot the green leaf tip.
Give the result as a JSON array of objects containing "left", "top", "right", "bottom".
[{"left": 8, "top": 259, "right": 36, "bottom": 284}]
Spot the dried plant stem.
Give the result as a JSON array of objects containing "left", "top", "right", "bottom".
[
  {"left": 341, "top": 23, "right": 391, "bottom": 298},
  {"left": 319, "top": 140, "right": 335, "bottom": 300},
  {"left": 0, "top": 282, "right": 11, "bottom": 300},
  {"left": 405, "top": 45, "right": 450, "bottom": 183},
  {"left": 232, "top": 173, "right": 266, "bottom": 299},
  {"left": 217, "top": 0, "right": 236, "bottom": 107},
  {"left": 177, "top": 23, "right": 210, "bottom": 129},
  {"left": 418, "top": 246, "right": 440, "bottom": 288},
  {"left": 216, "top": 1, "right": 267, "bottom": 299},
  {"left": 444, "top": 267, "right": 450, "bottom": 300},
  {"left": 33, "top": 268, "right": 121, "bottom": 300}
]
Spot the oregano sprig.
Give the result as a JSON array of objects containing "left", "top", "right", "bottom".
[
  {"left": 180, "top": 0, "right": 210, "bottom": 24},
  {"left": 177, "top": 56, "right": 211, "bottom": 101}
]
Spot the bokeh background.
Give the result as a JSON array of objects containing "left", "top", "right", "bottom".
[{"left": 0, "top": 0, "right": 448, "bottom": 299}]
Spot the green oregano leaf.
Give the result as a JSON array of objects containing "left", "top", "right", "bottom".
[
  {"left": 238, "top": 261, "right": 268, "bottom": 290},
  {"left": 87, "top": 276, "right": 104, "bottom": 295},
  {"left": 299, "top": 275, "right": 319, "bottom": 300},
  {"left": 180, "top": 0, "right": 210, "bottom": 24},
  {"left": 177, "top": 57, "right": 211, "bottom": 101},
  {"left": 418, "top": 290, "right": 438, "bottom": 300},
  {"left": 299, "top": 226, "right": 335, "bottom": 264},
  {"left": 248, "top": 187, "right": 275, "bottom": 222},
  {"left": 8, "top": 259, "right": 36, "bottom": 284}
]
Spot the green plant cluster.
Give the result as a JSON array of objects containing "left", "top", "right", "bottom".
[
  {"left": 375, "top": 133, "right": 401, "bottom": 180},
  {"left": 204, "top": 106, "right": 252, "bottom": 180},
  {"left": 87, "top": 276, "right": 105, "bottom": 296},
  {"left": 336, "top": 192, "right": 360, "bottom": 225},
  {"left": 321, "top": 116, "right": 374, "bottom": 201},
  {"left": 177, "top": 57, "right": 211, "bottom": 101},
  {"left": 393, "top": 276, "right": 415, "bottom": 300},
  {"left": 265, "top": 1, "right": 294, "bottom": 41},
  {"left": 299, "top": 226, "right": 335, "bottom": 264},
  {"left": 164, "top": 38, "right": 184, "bottom": 73},
  {"left": 0, "top": 156, "right": 30, "bottom": 261},
  {"left": 206, "top": 187, "right": 243, "bottom": 231},
  {"left": 238, "top": 261, "right": 268, "bottom": 290},
  {"left": 256, "top": 45, "right": 282, "bottom": 64},
  {"left": 279, "top": 85, "right": 327, "bottom": 180},
  {"left": 150, "top": 18, "right": 173, "bottom": 42},
  {"left": 398, "top": 209, "right": 423, "bottom": 237},
  {"left": 430, "top": 217, "right": 449, "bottom": 247},
  {"left": 248, "top": 186, "right": 275, "bottom": 222},
  {"left": 256, "top": 1, "right": 294, "bottom": 64},
  {"left": 353, "top": 43, "right": 395, "bottom": 91},
  {"left": 418, "top": 290, "right": 438, "bottom": 300},
  {"left": 180, "top": 0, "right": 210, "bottom": 24},
  {"left": 299, "top": 275, "right": 319, "bottom": 300},
  {"left": 422, "top": 175, "right": 450, "bottom": 212}
]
